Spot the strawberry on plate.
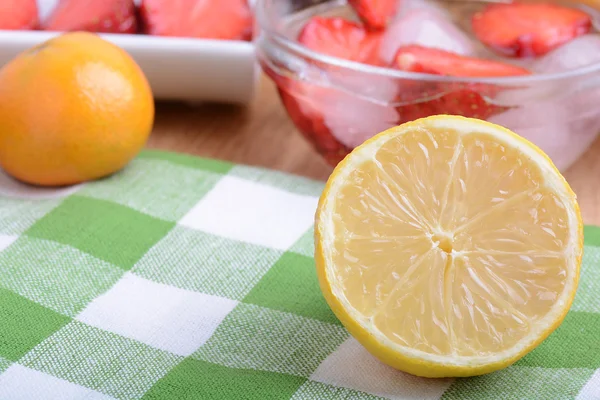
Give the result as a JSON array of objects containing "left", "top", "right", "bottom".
[
  {"left": 472, "top": 3, "right": 591, "bottom": 57},
  {"left": 393, "top": 45, "right": 531, "bottom": 77},
  {"left": 140, "top": 0, "right": 253, "bottom": 41},
  {"left": 348, "top": 0, "right": 398, "bottom": 30},
  {"left": 0, "top": 0, "right": 38, "bottom": 30},
  {"left": 298, "top": 17, "right": 383, "bottom": 65},
  {"left": 44, "top": 0, "right": 137, "bottom": 33}
]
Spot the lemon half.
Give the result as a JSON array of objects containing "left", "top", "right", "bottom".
[{"left": 315, "top": 115, "right": 583, "bottom": 378}]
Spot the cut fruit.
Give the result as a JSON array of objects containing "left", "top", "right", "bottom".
[
  {"left": 397, "top": 90, "right": 508, "bottom": 122},
  {"left": 348, "top": 0, "right": 398, "bottom": 30},
  {"left": 393, "top": 45, "right": 531, "bottom": 77},
  {"left": 471, "top": 3, "right": 591, "bottom": 57},
  {"left": 298, "top": 17, "right": 383, "bottom": 65},
  {"left": 314, "top": 115, "right": 582, "bottom": 378},
  {"left": 44, "top": 0, "right": 137, "bottom": 34},
  {"left": 140, "top": 0, "right": 253, "bottom": 40},
  {"left": 0, "top": 0, "right": 38, "bottom": 30}
]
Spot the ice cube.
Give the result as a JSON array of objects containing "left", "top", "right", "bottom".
[
  {"left": 319, "top": 73, "right": 400, "bottom": 148},
  {"left": 490, "top": 36, "right": 600, "bottom": 170},
  {"left": 533, "top": 34, "right": 600, "bottom": 74},
  {"left": 396, "top": 0, "right": 448, "bottom": 18},
  {"left": 487, "top": 100, "right": 597, "bottom": 171},
  {"left": 290, "top": 72, "right": 400, "bottom": 150},
  {"left": 37, "top": 0, "right": 59, "bottom": 23},
  {"left": 323, "top": 93, "right": 400, "bottom": 148},
  {"left": 380, "top": 9, "right": 474, "bottom": 64}
]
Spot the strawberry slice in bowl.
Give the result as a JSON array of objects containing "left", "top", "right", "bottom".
[
  {"left": 392, "top": 45, "right": 530, "bottom": 122},
  {"left": 140, "top": 0, "right": 253, "bottom": 40},
  {"left": 347, "top": 0, "right": 398, "bottom": 30},
  {"left": 393, "top": 45, "right": 531, "bottom": 77},
  {"left": 298, "top": 17, "right": 383, "bottom": 64},
  {"left": 295, "top": 17, "right": 401, "bottom": 153},
  {"left": 472, "top": 2, "right": 592, "bottom": 57},
  {"left": 44, "top": 0, "right": 137, "bottom": 33}
]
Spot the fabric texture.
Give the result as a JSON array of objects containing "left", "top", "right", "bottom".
[{"left": 0, "top": 149, "right": 598, "bottom": 400}]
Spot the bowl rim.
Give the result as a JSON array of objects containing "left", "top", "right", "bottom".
[{"left": 255, "top": 0, "right": 600, "bottom": 85}]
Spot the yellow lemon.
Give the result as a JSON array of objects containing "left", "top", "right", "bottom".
[{"left": 315, "top": 115, "right": 582, "bottom": 378}]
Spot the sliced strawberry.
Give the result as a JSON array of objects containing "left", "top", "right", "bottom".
[
  {"left": 278, "top": 86, "right": 351, "bottom": 165},
  {"left": 44, "top": 0, "right": 136, "bottom": 33},
  {"left": 393, "top": 45, "right": 531, "bottom": 77},
  {"left": 472, "top": 3, "right": 591, "bottom": 57},
  {"left": 398, "top": 90, "right": 508, "bottom": 122},
  {"left": 348, "top": 0, "right": 398, "bottom": 30},
  {"left": 0, "top": 0, "right": 38, "bottom": 30},
  {"left": 298, "top": 17, "right": 383, "bottom": 65},
  {"left": 140, "top": 0, "right": 253, "bottom": 41}
]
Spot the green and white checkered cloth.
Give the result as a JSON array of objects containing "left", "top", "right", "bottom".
[{"left": 0, "top": 149, "right": 598, "bottom": 400}]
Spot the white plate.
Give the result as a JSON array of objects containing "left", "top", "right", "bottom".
[{"left": 0, "top": 0, "right": 259, "bottom": 105}]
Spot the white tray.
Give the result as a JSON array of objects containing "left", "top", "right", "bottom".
[{"left": 0, "top": 0, "right": 259, "bottom": 105}]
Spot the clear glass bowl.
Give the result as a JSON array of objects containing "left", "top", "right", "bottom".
[{"left": 254, "top": 0, "right": 600, "bottom": 171}]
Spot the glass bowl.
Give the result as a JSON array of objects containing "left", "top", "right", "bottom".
[{"left": 254, "top": 0, "right": 600, "bottom": 171}]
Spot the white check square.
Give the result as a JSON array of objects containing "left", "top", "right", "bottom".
[
  {"left": 310, "top": 338, "right": 454, "bottom": 400},
  {"left": 76, "top": 273, "right": 238, "bottom": 356},
  {"left": 577, "top": 368, "right": 600, "bottom": 400},
  {"left": 179, "top": 176, "right": 319, "bottom": 250},
  {"left": 0, "top": 365, "right": 114, "bottom": 400}
]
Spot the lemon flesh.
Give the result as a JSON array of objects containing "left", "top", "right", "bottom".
[{"left": 315, "top": 116, "right": 582, "bottom": 377}]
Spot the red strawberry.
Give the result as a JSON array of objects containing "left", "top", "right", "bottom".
[
  {"left": 472, "top": 3, "right": 591, "bottom": 57},
  {"left": 278, "top": 86, "right": 351, "bottom": 165},
  {"left": 0, "top": 0, "right": 38, "bottom": 30},
  {"left": 298, "top": 17, "right": 383, "bottom": 65},
  {"left": 398, "top": 90, "right": 508, "bottom": 122},
  {"left": 393, "top": 45, "right": 531, "bottom": 77},
  {"left": 140, "top": 0, "right": 253, "bottom": 41},
  {"left": 348, "top": 0, "right": 398, "bottom": 30},
  {"left": 391, "top": 46, "right": 521, "bottom": 123},
  {"left": 44, "top": 0, "right": 137, "bottom": 33}
]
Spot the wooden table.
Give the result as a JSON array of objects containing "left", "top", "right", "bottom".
[{"left": 149, "top": 76, "right": 600, "bottom": 226}]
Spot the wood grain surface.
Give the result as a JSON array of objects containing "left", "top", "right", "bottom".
[{"left": 148, "top": 76, "right": 600, "bottom": 226}]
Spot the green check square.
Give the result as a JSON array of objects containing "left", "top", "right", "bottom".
[
  {"left": 193, "top": 303, "right": 348, "bottom": 377},
  {"left": 572, "top": 246, "right": 600, "bottom": 313},
  {"left": 143, "top": 358, "right": 306, "bottom": 400},
  {"left": 133, "top": 226, "right": 281, "bottom": 300},
  {"left": 25, "top": 196, "right": 174, "bottom": 270},
  {"left": 21, "top": 321, "right": 183, "bottom": 399},
  {"left": 139, "top": 150, "right": 233, "bottom": 174},
  {"left": 79, "top": 158, "right": 227, "bottom": 221},
  {"left": 0, "top": 288, "right": 70, "bottom": 361},
  {"left": 244, "top": 252, "right": 339, "bottom": 325},
  {"left": 584, "top": 225, "right": 600, "bottom": 247},
  {"left": 441, "top": 366, "right": 594, "bottom": 400},
  {"left": 515, "top": 311, "right": 600, "bottom": 369}
]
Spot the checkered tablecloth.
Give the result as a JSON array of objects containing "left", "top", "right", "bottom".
[{"left": 0, "top": 149, "right": 598, "bottom": 400}]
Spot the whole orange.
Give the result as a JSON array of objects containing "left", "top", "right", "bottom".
[{"left": 0, "top": 32, "right": 154, "bottom": 186}]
